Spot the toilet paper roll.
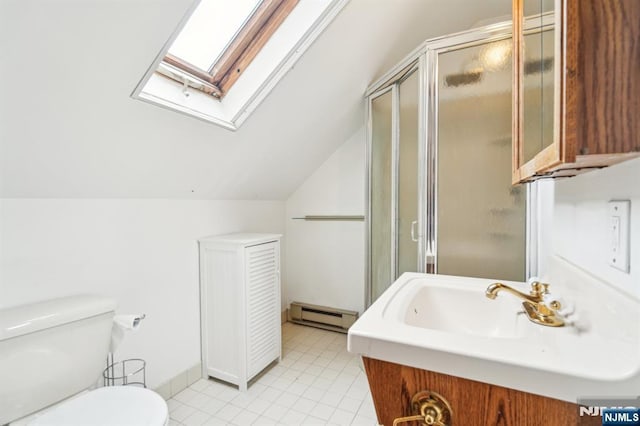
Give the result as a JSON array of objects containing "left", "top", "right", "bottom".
[
  {"left": 109, "top": 314, "right": 145, "bottom": 353},
  {"left": 114, "top": 314, "right": 145, "bottom": 330}
]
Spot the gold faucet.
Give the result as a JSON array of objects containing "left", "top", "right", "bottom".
[{"left": 485, "top": 281, "right": 565, "bottom": 327}]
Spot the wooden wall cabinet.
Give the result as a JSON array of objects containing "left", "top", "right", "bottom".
[
  {"left": 512, "top": 0, "right": 640, "bottom": 184},
  {"left": 363, "top": 357, "right": 599, "bottom": 426},
  {"left": 199, "top": 233, "right": 282, "bottom": 391}
]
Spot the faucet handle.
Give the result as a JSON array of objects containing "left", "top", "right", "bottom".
[
  {"left": 529, "top": 281, "right": 550, "bottom": 296},
  {"left": 548, "top": 299, "right": 562, "bottom": 311},
  {"left": 529, "top": 281, "right": 542, "bottom": 295}
]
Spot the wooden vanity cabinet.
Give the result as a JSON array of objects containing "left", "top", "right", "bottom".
[
  {"left": 362, "top": 357, "right": 599, "bottom": 426},
  {"left": 512, "top": 0, "right": 640, "bottom": 184}
]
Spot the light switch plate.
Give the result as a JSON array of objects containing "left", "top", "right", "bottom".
[{"left": 608, "top": 200, "right": 630, "bottom": 273}]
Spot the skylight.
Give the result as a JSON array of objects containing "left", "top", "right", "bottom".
[
  {"left": 168, "top": 0, "right": 261, "bottom": 71},
  {"left": 133, "top": 0, "right": 348, "bottom": 131},
  {"left": 160, "top": 0, "right": 300, "bottom": 99}
]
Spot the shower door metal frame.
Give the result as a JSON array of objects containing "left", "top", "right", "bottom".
[
  {"left": 365, "top": 60, "right": 423, "bottom": 308},
  {"left": 365, "top": 45, "right": 428, "bottom": 313},
  {"left": 365, "top": 20, "right": 537, "bottom": 309}
]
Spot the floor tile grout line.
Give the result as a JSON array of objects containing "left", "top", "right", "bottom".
[{"left": 169, "top": 323, "right": 378, "bottom": 426}]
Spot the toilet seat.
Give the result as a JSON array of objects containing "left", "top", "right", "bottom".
[{"left": 28, "top": 386, "right": 168, "bottom": 426}]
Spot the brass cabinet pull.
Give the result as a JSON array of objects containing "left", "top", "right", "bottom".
[
  {"left": 392, "top": 390, "right": 452, "bottom": 426},
  {"left": 393, "top": 414, "right": 428, "bottom": 426}
]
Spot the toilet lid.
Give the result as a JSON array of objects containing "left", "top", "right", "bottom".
[{"left": 29, "top": 386, "right": 168, "bottom": 426}]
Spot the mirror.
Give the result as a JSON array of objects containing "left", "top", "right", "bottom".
[{"left": 520, "top": 0, "right": 555, "bottom": 167}]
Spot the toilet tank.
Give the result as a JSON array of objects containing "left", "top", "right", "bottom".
[{"left": 0, "top": 295, "right": 117, "bottom": 425}]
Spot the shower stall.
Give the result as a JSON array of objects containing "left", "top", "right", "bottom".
[{"left": 366, "top": 22, "right": 530, "bottom": 306}]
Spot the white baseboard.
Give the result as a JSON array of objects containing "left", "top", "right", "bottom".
[{"left": 154, "top": 362, "right": 202, "bottom": 400}]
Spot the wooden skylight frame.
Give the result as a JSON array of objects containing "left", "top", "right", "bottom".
[{"left": 162, "top": 0, "right": 299, "bottom": 99}]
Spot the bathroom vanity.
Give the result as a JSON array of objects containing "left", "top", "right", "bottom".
[
  {"left": 362, "top": 357, "right": 599, "bottom": 426},
  {"left": 348, "top": 257, "right": 640, "bottom": 425}
]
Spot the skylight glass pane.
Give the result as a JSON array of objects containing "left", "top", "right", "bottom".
[{"left": 168, "top": 0, "right": 262, "bottom": 71}]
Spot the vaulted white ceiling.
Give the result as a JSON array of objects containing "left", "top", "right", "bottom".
[{"left": 0, "top": 0, "right": 510, "bottom": 199}]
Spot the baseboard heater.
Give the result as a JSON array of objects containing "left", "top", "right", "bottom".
[{"left": 289, "top": 302, "right": 358, "bottom": 334}]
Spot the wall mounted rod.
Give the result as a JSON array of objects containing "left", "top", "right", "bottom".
[{"left": 291, "top": 215, "right": 365, "bottom": 221}]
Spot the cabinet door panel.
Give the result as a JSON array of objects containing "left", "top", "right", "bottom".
[
  {"left": 245, "top": 242, "right": 280, "bottom": 378},
  {"left": 521, "top": 28, "right": 555, "bottom": 165},
  {"left": 513, "top": 0, "right": 640, "bottom": 183}
]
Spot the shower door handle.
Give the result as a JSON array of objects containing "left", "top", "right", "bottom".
[{"left": 410, "top": 220, "right": 418, "bottom": 242}]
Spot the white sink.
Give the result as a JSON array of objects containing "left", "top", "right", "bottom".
[
  {"left": 403, "top": 284, "right": 523, "bottom": 339},
  {"left": 348, "top": 256, "right": 640, "bottom": 403}
]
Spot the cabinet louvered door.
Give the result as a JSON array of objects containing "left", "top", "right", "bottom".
[{"left": 245, "top": 241, "right": 281, "bottom": 378}]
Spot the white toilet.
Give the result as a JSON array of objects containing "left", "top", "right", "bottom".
[{"left": 0, "top": 295, "right": 169, "bottom": 426}]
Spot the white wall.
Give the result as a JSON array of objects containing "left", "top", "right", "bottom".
[
  {"left": 538, "top": 157, "right": 640, "bottom": 300},
  {"left": 530, "top": 179, "right": 555, "bottom": 278},
  {"left": 285, "top": 127, "right": 365, "bottom": 314},
  {"left": 0, "top": 199, "right": 285, "bottom": 388}
]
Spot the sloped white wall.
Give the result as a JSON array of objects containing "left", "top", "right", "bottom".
[
  {"left": 285, "top": 127, "right": 366, "bottom": 314},
  {"left": 0, "top": 0, "right": 510, "bottom": 201},
  {"left": 538, "top": 157, "right": 640, "bottom": 299},
  {"left": 0, "top": 199, "right": 285, "bottom": 388}
]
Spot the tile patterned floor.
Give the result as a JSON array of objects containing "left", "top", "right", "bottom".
[{"left": 167, "top": 323, "right": 378, "bottom": 426}]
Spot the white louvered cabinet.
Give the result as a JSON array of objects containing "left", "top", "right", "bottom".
[{"left": 198, "top": 233, "right": 281, "bottom": 391}]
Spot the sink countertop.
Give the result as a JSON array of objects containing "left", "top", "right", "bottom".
[{"left": 348, "top": 256, "right": 640, "bottom": 403}]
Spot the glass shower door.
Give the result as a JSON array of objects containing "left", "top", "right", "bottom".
[
  {"left": 397, "top": 70, "right": 420, "bottom": 276},
  {"left": 369, "top": 68, "right": 422, "bottom": 305},
  {"left": 370, "top": 89, "right": 394, "bottom": 302},
  {"left": 435, "top": 40, "right": 526, "bottom": 282}
]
